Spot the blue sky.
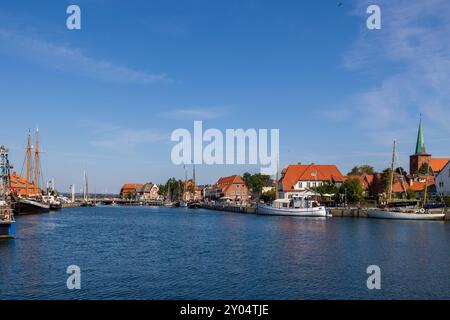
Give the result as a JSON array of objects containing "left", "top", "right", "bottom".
[{"left": 1, "top": 0, "right": 450, "bottom": 193}]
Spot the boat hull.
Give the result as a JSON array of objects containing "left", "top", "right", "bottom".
[
  {"left": 257, "top": 204, "right": 328, "bottom": 217},
  {"left": 14, "top": 198, "right": 50, "bottom": 215},
  {"left": 0, "top": 221, "right": 15, "bottom": 239},
  {"left": 368, "top": 209, "right": 445, "bottom": 221}
]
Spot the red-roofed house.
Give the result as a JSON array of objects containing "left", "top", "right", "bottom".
[
  {"left": 120, "top": 183, "right": 144, "bottom": 199},
  {"left": 205, "top": 175, "right": 249, "bottom": 203},
  {"left": 278, "top": 164, "right": 344, "bottom": 199},
  {"left": 391, "top": 176, "right": 436, "bottom": 199}
]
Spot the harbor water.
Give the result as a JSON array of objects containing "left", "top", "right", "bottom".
[{"left": 1, "top": 206, "right": 449, "bottom": 300}]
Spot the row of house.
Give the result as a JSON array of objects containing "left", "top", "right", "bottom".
[
  {"left": 120, "top": 120, "right": 450, "bottom": 202},
  {"left": 119, "top": 183, "right": 162, "bottom": 201}
]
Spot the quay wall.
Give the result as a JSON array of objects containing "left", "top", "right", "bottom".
[
  {"left": 202, "top": 204, "right": 256, "bottom": 214},
  {"left": 62, "top": 203, "right": 81, "bottom": 208},
  {"left": 329, "top": 208, "right": 369, "bottom": 218}
]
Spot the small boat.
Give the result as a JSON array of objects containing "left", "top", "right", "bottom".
[
  {"left": 80, "top": 201, "right": 96, "bottom": 207},
  {"left": 164, "top": 202, "right": 175, "bottom": 208},
  {"left": 43, "top": 195, "right": 62, "bottom": 211},
  {"left": 257, "top": 197, "right": 329, "bottom": 217},
  {"left": 187, "top": 201, "right": 201, "bottom": 209}
]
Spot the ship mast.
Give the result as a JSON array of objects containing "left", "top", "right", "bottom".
[
  {"left": 192, "top": 164, "right": 196, "bottom": 200},
  {"left": 422, "top": 159, "right": 431, "bottom": 206},
  {"left": 34, "top": 128, "right": 40, "bottom": 195},
  {"left": 387, "top": 140, "right": 396, "bottom": 203},
  {"left": 25, "top": 129, "right": 32, "bottom": 196}
]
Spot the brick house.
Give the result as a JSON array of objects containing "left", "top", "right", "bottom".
[
  {"left": 205, "top": 175, "right": 249, "bottom": 203},
  {"left": 120, "top": 183, "right": 144, "bottom": 199}
]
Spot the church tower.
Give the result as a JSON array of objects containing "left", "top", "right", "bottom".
[{"left": 409, "top": 117, "right": 431, "bottom": 175}]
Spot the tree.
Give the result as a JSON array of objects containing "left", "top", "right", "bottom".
[
  {"left": 418, "top": 163, "right": 430, "bottom": 175},
  {"left": 339, "top": 178, "right": 363, "bottom": 203},
  {"left": 347, "top": 165, "right": 375, "bottom": 176},
  {"left": 242, "top": 172, "right": 273, "bottom": 200},
  {"left": 368, "top": 173, "right": 384, "bottom": 198},
  {"left": 260, "top": 189, "right": 276, "bottom": 203},
  {"left": 380, "top": 168, "right": 393, "bottom": 194},
  {"left": 314, "top": 182, "right": 338, "bottom": 196}
]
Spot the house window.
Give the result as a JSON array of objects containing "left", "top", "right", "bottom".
[{"left": 236, "top": 184, "right": 240, "bottom": 188}]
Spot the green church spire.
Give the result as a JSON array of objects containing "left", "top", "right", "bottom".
[{"left": 415, "top": 116, "right": 426, "bottom": 154}]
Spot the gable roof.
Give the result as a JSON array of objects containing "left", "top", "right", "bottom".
[
  {"left": 430, "top": 158, "right": 450, "bottom": 173},
  {"left": 216, "top": 175, "right": 246, "bottom": 193},
  {"left": 120, "top": 183, "right": 144, "bottom": 193},
  {"left": 281, "top": 164, "right": 344, "bottom": 191},
  {"left": 392, "top": 178, "right": 435, "bottom": 193}
]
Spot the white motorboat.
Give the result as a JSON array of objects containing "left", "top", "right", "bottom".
[{"left": 257, "top": 197, "right": 329, "bottom": 217}]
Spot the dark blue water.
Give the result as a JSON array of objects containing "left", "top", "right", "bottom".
[{"left": 1, "top": 206, "right": 449, "bottom": 300}]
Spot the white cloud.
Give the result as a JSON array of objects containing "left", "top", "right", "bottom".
[
  {"left": 343, "top": 0, "right": 450, "bottom": 141},
  {"left": 0, "top": 28, "right": 169, "bottom": 84}
]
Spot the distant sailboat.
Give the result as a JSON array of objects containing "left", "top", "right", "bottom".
[{"left": 81, "top": 171, "right": 95, "bottom": 207}]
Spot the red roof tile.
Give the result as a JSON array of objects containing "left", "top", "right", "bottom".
[{"left": 281, "top": 164, "right": 344, "bottom": 191}]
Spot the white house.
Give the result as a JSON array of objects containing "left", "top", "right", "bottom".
[{"left": 436, "top": 160, "right": 450, "bottom": 196}]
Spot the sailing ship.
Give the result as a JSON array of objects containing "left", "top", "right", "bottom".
[
  {"left": 0, "top": 145, "right": 15, "bottom": 239},
  {"left": 257, "top": 157, "right": 329, "bottom": 217},
  {"left": 80, "top": 171, "right": 95, "bottom": 207},
  {"left": 368, "top": 140, "right": 445, "bottom": 221},
  {"left": 13, "top": 129, "right": 50, "bottom": 214}
]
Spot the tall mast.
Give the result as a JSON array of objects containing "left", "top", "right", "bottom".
[
  {"left": 275, "top": 154, "right": 280, "bottom": 200},
  {"left": 25, "top": 129, "right": 32, "bottom": 196},
  {"left": 423, "top": 159, "right": 431, "bottom": 206},
  {"left": 388, "top": 140, "right": 396, "bottom": 203},
  {"left": 192, "top": 164, "right": 196, "bottom": 200},
  {"left": 83, "top": 171, "right": 88, "bottom": 202},
  {"left": 34, "top": 128, "right": 40, "bottom": 194}
]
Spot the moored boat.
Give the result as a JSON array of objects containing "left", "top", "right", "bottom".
[
  {"left": 368, "top": 209, "right": 444, "bottom": 220},
  {"left": 257, "top": 197, "right": 329, "bottom": 217},
  {"left": 14, "top": 197, "right": 50, "bottom": 215}
]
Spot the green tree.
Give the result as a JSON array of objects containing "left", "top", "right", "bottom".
[
  {"left": 339, "top": 178, "right": 363, "bottom": 203},
  {"left": 347, "top": 165, "right": 375, "bottom": 176},
  {"left": 242, "top": 172, "right": 273, "bottom": 200},
  {"left": 314, "top": 182, "right": 338, "bottom": 196},
  {"left": 260, "top": 189, "right": 276, "bottom": 203},
  {"left": 418, "top": 163, "right": 430, "bottom": 175}
]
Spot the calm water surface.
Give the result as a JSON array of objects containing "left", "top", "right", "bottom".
[{"left": 1, "top": 206, "right": 449, "bottom": 300}]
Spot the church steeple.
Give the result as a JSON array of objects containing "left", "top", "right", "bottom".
[
  {"left": 410, "top": 116, "right": 431, "bottom": 175},
  {"left": 415, "top": 116, "right": 426, "bottom": 154}
]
